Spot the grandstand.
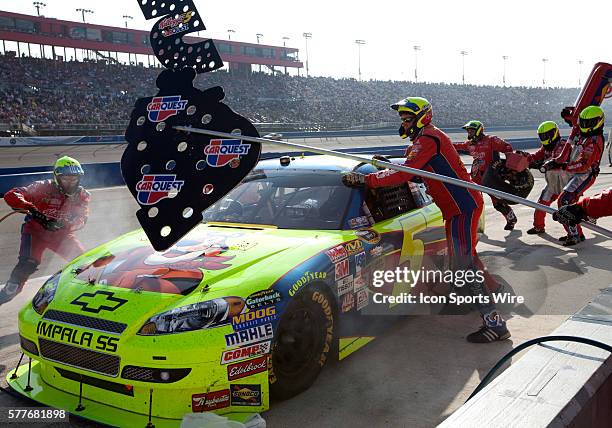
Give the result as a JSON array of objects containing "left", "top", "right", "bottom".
[{"left": 1, "top": 10, "right": 610, "bottom": 137}]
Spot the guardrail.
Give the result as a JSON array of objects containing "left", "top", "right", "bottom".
[
  {"left": 0, "top": 125, "right": 546, "bottom": 147},
  {"left": 0, "top": 138, "right": 544, "bottom": 196}
]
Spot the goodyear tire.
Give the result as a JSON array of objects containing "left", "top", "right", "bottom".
[
  {"left": 269, "top": 286, "right": 335, "bottom": 400},
  {"left": 481, "top": 160, "right": 534, "bottom": 205}
]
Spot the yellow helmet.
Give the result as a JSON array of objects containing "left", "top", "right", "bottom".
[
  {"left": 462, "top": 120, "right": 484, "bottom": 142},
  {"left": 578, "top": 105, "right": 604, "bottom": 136},
  {"left": 536, "top": 121, "right": 560, "bottom": 147},
  {"left": 391, "top": 97, "right": 432, "bottom": 139}
]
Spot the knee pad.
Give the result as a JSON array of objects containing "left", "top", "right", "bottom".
[
  {"left": 493, "top": 202, "right": 511, "bottom": 216},
  {"left": 9, "top": 257, "right": 39, "bottom": 285},
  {"left": 559, "top": 192, "right": 577, "bottom": 207}
]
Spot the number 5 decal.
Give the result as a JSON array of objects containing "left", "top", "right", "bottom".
[{"left": 388, "top": 213, "right": 426, "bottom": 308}]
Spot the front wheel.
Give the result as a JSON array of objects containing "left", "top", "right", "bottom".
[{"left": 269, "top": 286, "right": 335, "bottom": 400}]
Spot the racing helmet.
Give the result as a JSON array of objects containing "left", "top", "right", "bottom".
[
  {"left": 578, "top": 105, "right": 605, "bottom": 136},
  {"left": 391, "top": 97, "right": 432, "bottom": 140},
  {"left": 536, "top": 121, "right": 560, "bottom": 147},
  {"left": 462, "top": 120, "right": 484, "bottom": 142},
  {"left": 53, "top": 156, "right": 84, "bottom": 196}
]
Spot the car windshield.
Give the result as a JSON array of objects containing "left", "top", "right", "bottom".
[{"left": 202, "top": 169, "right": 352, "bottom": 229}]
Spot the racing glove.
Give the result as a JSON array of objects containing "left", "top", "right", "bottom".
[
  {"left": 30, "top": 209, "right": 65, "bottom": 232},
  {"left": 342, "top": 172, "right": 366, "bottom": 187},
  {"left": 553, "top": 204, "right": 587, "bottom": 227},
  {"left": 372, "top": 154, "right": 390, "bottom": 163},
  {"left": 372, "top": 154, "right": 391, "bottom": 169}
]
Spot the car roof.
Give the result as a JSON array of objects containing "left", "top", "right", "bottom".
[{"left": 257, "top": 154, "right": 383, "bottom": 174}]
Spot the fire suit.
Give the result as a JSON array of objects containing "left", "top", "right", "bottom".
[
  {"left": 527, "top": 140, "right": 571, "bottom": 229},
  {"left": 454, "top": 135, "right": 516, "bottom": 224},
  {"left": 577, "top": 189, "right": 612, "bottom": 219},
  {"left": 3, "top": 179, "right": 90, "bottom": 294},
  {"left": 365, "top": 124, "right": 505, "bottom": 328},
  {"left": 558, "top": 134, "right": 604, "bottom": 238}
]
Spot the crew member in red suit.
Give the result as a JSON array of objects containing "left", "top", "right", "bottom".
[
  {"left": 0, "top": 156, "right": 90, "bottom": 304},
  {"left": 454, "top": 120, "right": 517, "bottom": 230},
  {"left": 555, "top": 106, "right": 605, "bottom": 246},
  {"left": 343, "top": 97, "right": 510, "bottom": 343},
  {"left": 520, "top": 121, "right": 571, "bottom": 235},
  {"left": 553, "top": 189, "right": 612, "bottom": 225}
]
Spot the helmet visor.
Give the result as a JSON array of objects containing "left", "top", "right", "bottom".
[
  {"left": 55, "top": 164, "right": 84, "bottom": 176},
  {"left": 57, "top": 175, "right": 80, "bottom": 195},
  {"left": 579, "top": 116, "right": 601, "bottom": 130},
  {"left": 538, "top": 130, "right": 556, "bottom": 145}
]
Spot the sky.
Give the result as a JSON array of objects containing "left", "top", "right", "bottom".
[{"left": 2, "top": 0, "right": 611, "bottom": 88}]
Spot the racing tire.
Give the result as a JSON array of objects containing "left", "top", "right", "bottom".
[
  {"left": 481, "top": 160, "right": 534, "bottom": 205},
  {"left": 269, "top": 286, "right": 335, "bottom": 400}
]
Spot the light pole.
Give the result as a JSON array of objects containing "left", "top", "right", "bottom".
[
  {"left": 502, "top": 55, "right": 508, "bottom": 86},
  {"left": 255, "top": 33, "right": 263, "bottom": 72},
  {"left": 413, "top": 45, "right": 421, "bottom": 82},
  {"left": 542, "top": 58, "right": 548, "bottom": 87},
  {"left": 282, "top": 36, "right": 290, "bottom": 75},
  {"left": 123, "top": 15, "right": 133, "bottom": 65},
  {"left": 355, "top": 39, "right": 365, "bottom": 81},
  {"left": 460, "top": 50, "right": 468, "bottom": 84},
  {"left": 578, "top": 60, "right": 583, "bottom": 86},
  {"left": 76, "top": 9, "right": 94, "bottom": 60},
  {"left": 227, "top": 29, "right": 235, "bottom": 40},
  {"left": 33, "top": 2, "right": 46, "bottom": 16},
  {"left": 76, "top": 8, "right": 93, "bottom": 23},
  {"left": 303, "top": 32, "right": 312, "bottom": 77}
]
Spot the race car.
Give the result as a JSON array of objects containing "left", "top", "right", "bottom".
[{"left": 9, "top": 155, "right": 467, "bottom": 427}]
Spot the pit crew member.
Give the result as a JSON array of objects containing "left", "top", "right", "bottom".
[
  {"left": 343, "top": 97, "right": 510, "bottom": 343},
  {"left": 454, "top": 120, "right": 517, "bottom": 230},
  {"left": 553, "top": 188, "right": 612, "bottom": 225},
  {"left": 0, "top": 156, "right": 90, "bottom": 305},
  {"left": 556, "top": 106, "right": 605, "bottom": 246},
  {"left": 521, "top": 121, "right": 571, "bottom": 235}
]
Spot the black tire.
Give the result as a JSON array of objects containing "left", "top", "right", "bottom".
[
  {"left": 481, "top": 160, "right": 534, "bottom": 204},
  {"left": 269, "top": 286, "right": 335, "bottom": 400}
]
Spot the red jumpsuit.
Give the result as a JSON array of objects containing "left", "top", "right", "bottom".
[
  {"left": 365, "top": 125, "right": 504, "bottom": 328},
  {"left": 577, "top": 189, "right": 612, "bottom": 219},
  {"left": 454, "top": 135, "right": 516, "bottom": 223},
  {"left": 527, "top": 140, "right": 571, "bottom": 229},
  {"left": 558, "top": 134, "right": 604, "bottom": 238},
  {"left": 4, "top": 179, "right": 90, "bottom": 291}
]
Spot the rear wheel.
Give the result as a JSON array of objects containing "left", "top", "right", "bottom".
[{"left": 269, "top": 286, "right": 335, "bottom": 400}]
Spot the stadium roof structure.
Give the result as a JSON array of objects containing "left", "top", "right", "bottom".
[{"left": 0, "top": 10, "right": 303, "bottom": 70}]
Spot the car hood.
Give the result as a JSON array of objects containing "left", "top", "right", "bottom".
[{"left": 47, "top": 223, "right": 340, "bottom": 325}]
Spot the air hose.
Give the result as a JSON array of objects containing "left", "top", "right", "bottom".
[
  {"left": 467, "top": 335, "right": 612, "bottom": 402},
  {"left": 0, "top": 210, "right": 27, "bottom": 224}
]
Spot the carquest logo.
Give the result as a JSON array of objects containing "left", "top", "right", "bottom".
[
  {"left": 136, "top": 175, "right": 184, "bottom": 205},
  {"left": 146, "top": 96, "right": 188, "bottom": 122},
  {"left": 204, "top": 139, "right": 251, "bottom": 167}
]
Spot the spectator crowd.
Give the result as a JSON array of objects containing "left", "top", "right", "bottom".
[{"left": 0, "top": 53, "right": 602, "bottom": 133}]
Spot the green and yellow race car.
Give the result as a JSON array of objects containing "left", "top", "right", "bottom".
[{"left": 9, "top": 155, "right": 461, "bottom": 427}]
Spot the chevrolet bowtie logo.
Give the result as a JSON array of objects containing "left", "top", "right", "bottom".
[{"left": 71, "top": 291, "right": 128, "bottom": 314}]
